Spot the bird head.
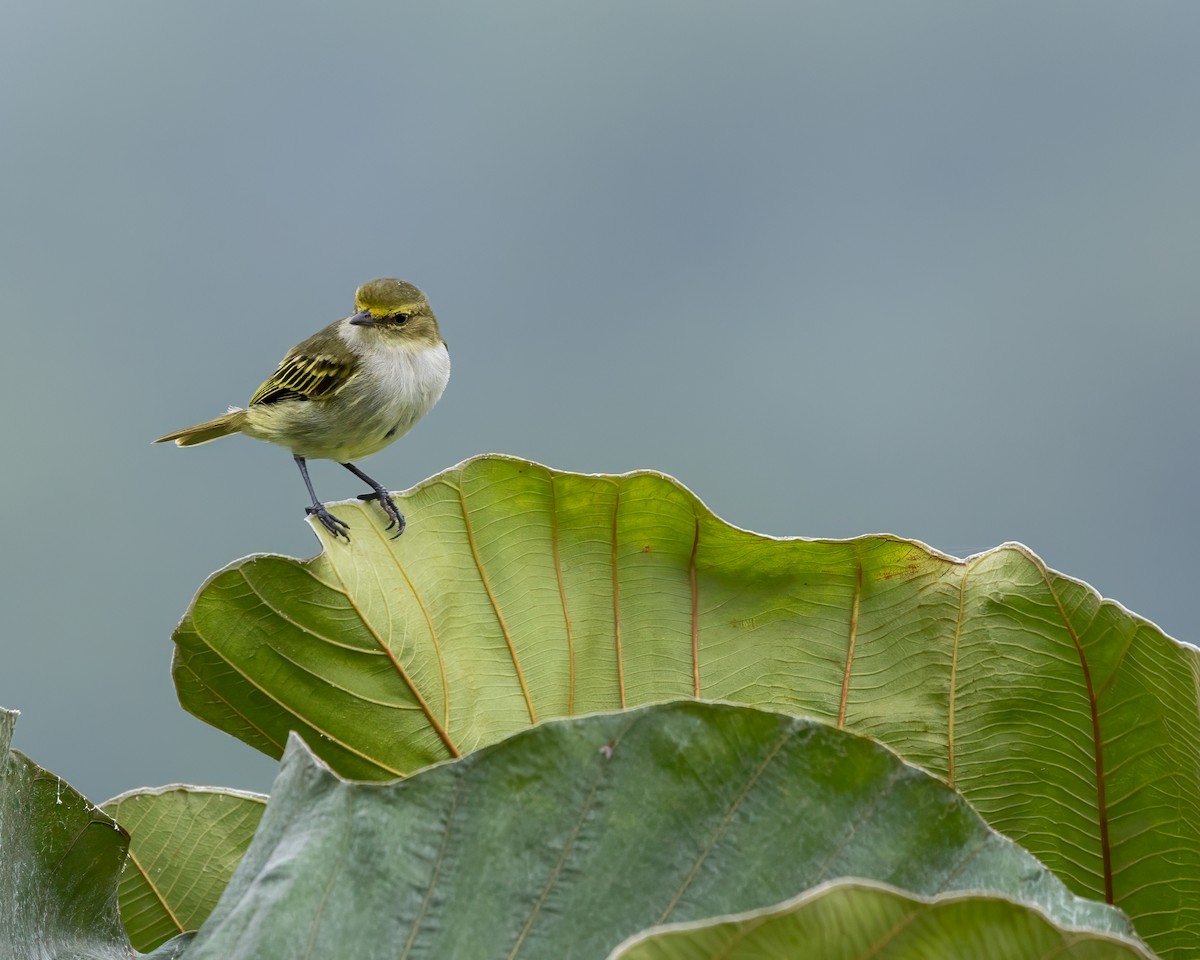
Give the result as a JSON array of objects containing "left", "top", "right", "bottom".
[{"left": 348, "top": 279, "right": 441, "bottom": 346}]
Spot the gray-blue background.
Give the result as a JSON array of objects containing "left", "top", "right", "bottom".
[{"left": 2, "top": 2, "right": 1197, "bottom": 802}]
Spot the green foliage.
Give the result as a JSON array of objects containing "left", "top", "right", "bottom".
[
  {"left": 611, "top": 882, "right": 1155, "bottom": 960},
  {"left": 0, "top": 710, "right": 133, "bottom": 959},
  {"left": 101, "top": 787, "right": 266, "bottom": 952},
  {"left": 173, "top": 455, "right": 1200, "bottom": 954},
  {"left": 152, "top": 705, "right": 1133, "bottom": 959},
  {"left": 5, "top": 455, "right": 1199, "bottom": 958}
]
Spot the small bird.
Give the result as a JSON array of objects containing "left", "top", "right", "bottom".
[{"left": 155, "top": 278, "right": 449, "bottom": 540}]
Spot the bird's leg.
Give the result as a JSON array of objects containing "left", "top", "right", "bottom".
[
  {"left": 295, "top": 455, "right": 351, "bottom": 540},
  {"left": 342, "top": 461, "right": 405, "bottom": 538}
]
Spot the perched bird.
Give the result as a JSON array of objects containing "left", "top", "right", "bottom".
[{"left": 155, "top": 278, "right": 449, "bottom": 540}]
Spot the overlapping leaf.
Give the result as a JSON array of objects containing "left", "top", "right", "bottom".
[
  {"left": 172, "top": 455, "right": 1200, "bottom": 956},
  {"left": 610, "top": 881, "right": 1153, "bottom": 960},
  {"left": 0, "top": 708, "right": 133, "bottom": 960},
  {"left": 172, "top": 704, "right": 1132, "bottom": 959},
  {"left": 102, "top": 786, "right": 266, "bottom": 952}
]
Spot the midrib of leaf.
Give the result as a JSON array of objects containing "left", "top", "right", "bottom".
[
  {"left": 125, "top": 846, "right": 185, "bottom": 938},
  {"left": 365, "top": 518, "right": 456, "bottom": 748},
  {"left": 947, "top": 561, "right": 970, "bottom": 787},
  {"left": 326, "top": 523, "right": 462, "bottom": 759},
  {"left": 688, "top": 514, "right": 700, "bottom": 698},
  {"left": 612, "top": 484, "right": 626, "bottom": 709},
  {"left": 548, "top": 473, "right": 577, "bottom": 714},
  {"left": 459, "top": 481, "right": 538, "bottom": 724},
  {"left": 837, "top": 548, "right": 863, "bottom": 729},
  {"left": 1040, "top": 565, "right": 1113, "bottom": 904}
]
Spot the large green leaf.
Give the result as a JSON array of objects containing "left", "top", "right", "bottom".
[
  {"left": 0, "top": 708, "right": 133, "bottom": 959},
  {"left": 169, "top": 703, "right": 1132, "bottom": 959},
  {"left": 102, "top": 786, "right": 267, "bottom": 952},
  {"left": 172, "top": 454, "right": 1200, "bottom": 956},
  {"left": 610, "top": 881, "right": 1153, "bottom": 960}
]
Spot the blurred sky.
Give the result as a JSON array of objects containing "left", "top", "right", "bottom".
[{"left": 1, "top": 2, "right": 1198, "bottom": 802}]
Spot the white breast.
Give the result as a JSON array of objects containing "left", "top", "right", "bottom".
[{"left": 328, "top": 327, "right": 450, "bottom": 461}]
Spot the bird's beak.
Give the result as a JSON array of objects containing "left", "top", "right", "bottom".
[{"left": 348, "top": 310, "right": 378, "bottom": 326}]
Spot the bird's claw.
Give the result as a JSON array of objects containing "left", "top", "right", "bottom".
[
  {"left": 306, "top": 504, "right": 351, "bottom": 540},
  {"left": 357, "top": 489, "right": 406, "bottom": 538}
]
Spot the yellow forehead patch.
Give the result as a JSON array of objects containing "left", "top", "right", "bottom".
[{"left": 354, "top": 278, "right": 426, "bottom": 315}]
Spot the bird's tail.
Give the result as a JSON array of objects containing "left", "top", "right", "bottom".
[{"left": 154, "top": 408, "right": 247, "bottom": 447}]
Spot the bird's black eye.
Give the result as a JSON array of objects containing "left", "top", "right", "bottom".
[{"left": 392, "top": 312, "right": 411, "bottom": 324}]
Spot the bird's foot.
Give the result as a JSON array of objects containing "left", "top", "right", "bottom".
[
  {"left": 357, "top": 487, "right": 406, "bottom": 538},
  {"left": 306, "top": 503, "right": 351, "bottom": 540}
]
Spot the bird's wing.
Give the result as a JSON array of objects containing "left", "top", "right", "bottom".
[{"left": 249, "top": 349, "right": 359, "bottom": 406}]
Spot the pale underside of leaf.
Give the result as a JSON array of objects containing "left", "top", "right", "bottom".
[
  {"left": 609, "top": 880, "right": 1154, "bottom": 960},
  {"left": 101, "top": 785, "right": 267, "bottom": 953},
  {"left": 172, "top": 454, "right": 1200, "bottom": 958}
]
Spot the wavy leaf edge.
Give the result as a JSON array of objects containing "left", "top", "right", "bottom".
[
  {"left": 177, "top": 452, "right": 1189, "bottom": 656},
  {"left": 606, "top": 878, "right": 1155, "bottom": 960}
]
